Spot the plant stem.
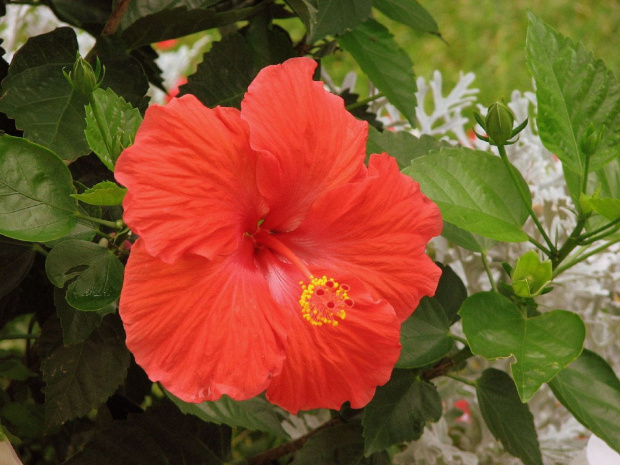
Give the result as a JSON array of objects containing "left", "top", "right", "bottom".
[
  {"left": 497, "top": 144, "right": 556, "bottom": 254},
  {"left": 552, "top": 217, "right": 587, "bottom": 269},
  {"left": 579, "top": 216, "right": 620, "bottom": 241},
  {"left": 445, "top": 373, "right": 477, "bottom": 387},
  {"left": 553, "top": 236, "right": 620, "bottom": 277},
  {"left": 527, "top": 235, "right": 551, "bottom": 256},
  {"left": 101, "top": 0, "right": 132, "bottom": 36},
  {"left": 0, "top": 334, "right": 39, "bottom": 341},
  {"left": 76, "top": 212, "right": 122, "bottom": 229},
  {"left": 31, "top": 243, "right": 48, "bottom": 257},
  {"left": 345, "top": 93, "right": 385, "bottom": 111},
  {"left": 451, "top": 334, "right": 468, "bottom": 345},
  {"left": 480, "top": 251, "right": 498, "bottom": 292}
]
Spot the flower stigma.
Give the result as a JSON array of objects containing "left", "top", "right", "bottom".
[{"left": 299, "top": 276, "right": 353, "bottom": 326}]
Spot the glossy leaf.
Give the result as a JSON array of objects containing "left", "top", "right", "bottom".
[
  {"left": 54, "top": 288, "right": 115, "bottom": 345},
  {"left": 440, "top": 221, "right": 498, "bottom": 253},
  {"left": 167, "top": 391, "right": 289, "bottom": 439},
  {"left": 396, "top": 297, "right": 454, "bottom": 368},
  {"left": 41, "top": 315, "right": 130, "bottom": 429},
  {"left": 549, "top": 349, "right": 620, "bottom": 454},
  {"left": 526, "top": 11, "right": 620, "bottom": 176},
  {"left": 309, "top": 0, "right": 371, "bottom": 42},
  {"left": 71, "top": 181, "right": 127, "bottom": 206},
  {"left": 293, "top": 422, "right": 389, "bottom": 465},
  {"left": 339, "top": 19, "right": 417, "bottom": 124},
  {"left": 84, "top": 88, "right": 143, "bottom": 171},
  {"left": 0, "top": 28, "right": 90, "bottom": 160},
  {"left": 179, "top": 33, "right": 255, "bottom": 109},
  {"left": 0, "top": 238, "right": 35, "bottom": 299},
  {"left": 366, "top": 126, "right": 450, "bottom": 168},
  {"left": 476, "top": 369, "right": 543, "bottom": 465},
  {"left": 372, "top": 0, "right": 439, "bottom": 35},
  {"left": 45, "top": 240, "right": 124, "bottom": 311},
  {"left": 362, "top": 370, "right": 441, "bottom": 455},
  {"left": 404, "top": 147, "right": 531, "bottom": 242},
  {"left": 0, "top": 135, "right": 78, "bottom": 242},
  {"left": 460, "top": 292, "right": 585, "bottom": 401}
]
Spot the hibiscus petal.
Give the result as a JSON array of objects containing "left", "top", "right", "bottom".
[
  {"left": 241, "top": 57, "right": 368, "bottom": 232},
  {"left": 120, "top": 239, "right": 286, "bottom": 402},
  {"left": 285, "top": 153, "right": 443, "bottom": 321},
  {"left": 115, "top": 95, "right": 267, "bottom": 264},
  {"left": 266, "top": 274, "right": 401, "bottom": 414}
]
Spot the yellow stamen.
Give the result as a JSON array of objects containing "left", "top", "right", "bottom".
[{"left": 299, "top": 275, "right": 354, "bottom": 327}]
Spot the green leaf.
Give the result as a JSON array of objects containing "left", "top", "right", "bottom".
[
  {"left": 511, "top": 250, "right": 553, "bottom": 297},
  {"left": 242, "top": 19, "right": 295, "bottom": 69},
  {"left": 460, "top": 292, "right": 585, "bottom": 401},
  {"left": 396, "top": 298, "right": 454, "bottom": 369},
  {"left": 0, "top": 238, "right": 35, "bottom": 299},
  {"left": 309, "top": 0, "right": 371, "bottom": 42},
  {"left": 362, "top": 370, "right": 441, "bottom": 455},
  {"left": 404, "top": 147, "right": 531, "bottom": 242},
  {"left": 433, "top": 263, "right": 467, "bottom": 324},
  {"left": 71, "top": 181, "right": 127, "bottom": 206},
  {"left": 372, "top": 0, "right": 439, "bottom": 35},
  {"left": 85, "top": 88, "right": 142, "bottom": 171},
  {"left": 292, "top": 422, "right": 388, "bottom": 465},
  {"left": 45, "top": 240, "right": 124, "bottom": 311},
  {"left": 587, "top": 197, "right": 620, "bottom": 221},
  {"left": 476, "top": 368, "right": 543, "bottom": 465},
  {"left": 54, "top": 288, "right": 114, "bottom": 345},
  {"left": 180, "top": 33, "right": 255, "bottom": 109},
  {"left": 121, "top": 5, "right": 257, "bottom": 51},
  {"left": 0, "top": 135, "right": 78, "bottom": 242},
  {"left": 46, "top": 0, "right": 110, "bottom": 34},
  {"left": 284, "top": 0, "right": 318, "bottom": 37},
  {"left": 339, "top": 19, "right": 417, "bottom": 125},
  {"left": 526, "top": 11, "right": 620, "bottom": 176},
  {"left": 366, "top": 127, "right": 450, "bottom": 168},
  {"left": 166, "top": 391, "right": 289, "bottom": 439},
  {"left": 440, "top": 221, "right": 498, "bottom": 253},
  {"left": 549, "top": 349, "right": 620, "bottom": 455},
  {"left": 41, "top": 315, "right": 130, "bottom": 429},
  {"left": 0, "top": 28, "right": 90, "bottom": 160}
]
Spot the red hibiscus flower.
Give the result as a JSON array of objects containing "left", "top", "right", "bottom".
[{"left": 114, "top": 57, "right": 442, "bottom": 414}]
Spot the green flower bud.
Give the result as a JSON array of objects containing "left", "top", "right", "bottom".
[
  {"left": 63, "top": 54, "right": 104, "bottom": 94},
  {"left": 580, "top": 123, "right": 602, "bottom": 156},
  {"left": 511, "top": 250, "right": 553, "bottom": 298},
  {"left": 485, "top": 101, "right": 515, "bottom": 145}
]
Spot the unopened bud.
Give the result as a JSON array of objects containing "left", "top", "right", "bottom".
[
  {"left": 580, "top": 123, "right": 602, "bottom": 157},
  {"left": 485, "top": 101, "right": 515, "bottom": 145},
  {"left": 511, "top": 250, "right": 553, "bottom": 298},
  {"left": 63, "top": 54, "right": 104, "bottom": 94}
]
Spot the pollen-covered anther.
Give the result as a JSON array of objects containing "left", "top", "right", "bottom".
[{"left": 299, "top": 275, "right": 354, "bottom": 326}]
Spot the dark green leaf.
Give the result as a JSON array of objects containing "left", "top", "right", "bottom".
[
  {"left": 0, "top": 238, "right": 35, "bottom": 298},
  {"left": 339, "top": 19, "right": 417, "bottom": 124},
  {"left": 404, "top": 147, "right": 531, "bottom": 242},
  {"left": 45, "top": 240, "right": 124, "bottom": 311},
  {"left": 72, "top": 181, "right": 127, "bottom": 206},
  {"left": 0, "top": 28, "right": 90, "bottom": 160},
  {"left": 549, "top": 349, "right": 620, "bottom": 454},
  {"left": 41, "top": 315, "right": 130, "bottom": 429},
  {"left": 362, "top": 370, "right": 441, "bottom": 455},
  {"left": 476, "top": 368, "right": 543, "bottom": 465},
  {"left": 46, "top": 0, "right": 110, "bottom": 35},
  {"left": 433, "top": 263, "right": 467, "bottom": 323},
  {"left": 84, "top": 87, "right": 143, "bottom": 171},
  {"left": 292, "top": 422, "right": 387, "bottom": 465},
  {"left": 460, "top": 292, "right": 585, "bottom": 401},
  {"left": 121, "top": 0, "right": 221, "bottom": 28},
  {"left": 180, "top": 33, "right": 256, "bottom": 108},
  {"left": 166, "top": 391, "right": 289, "bottom": 438},
  {"left": 526, "top": 11, "right": 620, "bottom": 177},
  {"left": 242, "top": 20, "right": 295, "bottom": 69},
  {"left": 366, "top": 127, "right": 450, "bottom": 168},
  {"left": 121, "top": 5, "right": 257, "bottom": 51},
  {"left": 396, "top": 297, "right": 454, "bottom": 368},
  {"left": 440, "top": 221, "right": 498, "bottom": 252},
  {"left": 372, "top": 0, "right": 439, "bottom": 35},
  {"left": 284, "top": 0, "right": 318, "bottom": 37},
  {"left": 54, "top": 288, "right": 114, "bottom": 345},
  {"left": 66, "top": 402, "right": 227, "bottom": 464},
  {"left": 0, "top": 352, "right": 36, "bottom": 381},
  {"left": 309, "top": 0, "right": 371, "bottom": 42},
  {"left": 0, "top": 135, "right": 78, "bottom": 242}
]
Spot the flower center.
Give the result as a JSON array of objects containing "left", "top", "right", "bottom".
[{"left": 299, "top": 275, "right": 353, "bottom": 326}]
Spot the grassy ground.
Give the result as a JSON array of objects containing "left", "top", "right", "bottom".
[{"left": 324, "top": 0, "right": 620, "bottom": 108}]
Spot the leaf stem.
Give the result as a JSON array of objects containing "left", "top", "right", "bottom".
[
  {"left": 0, "top": 333, "right": 39, "bottom": 341},
  {"left": 552, "top": 216, "right": 587, "bottom": 269},
  {"left": 76, "top": 212, "right": 122, "bottom": 229},
  {"left": 345, "top": 92, "right": 385, "bottom": 111},
  {"left": 527, "top": 235, "right": 551, "bottom": 256},
  {"left": 480, "top": 251, "right": 498, "bottom": 292},
  {"left": 451, "top": 334, "right": 468, "bottom": 345},
  {"left": 101, "top": 0, "right": 132, "bottom": 36},
  {"left": 445, "top": 373, "right": 477, "bottom": 387},
  {"left": 579, "top": 216, "right": 620, "bottom": 241},
  {"left": 553, "top": 236, "right": 620, "bottom": 277},
  {"left": 31, "top": 243, "right": 48, "bottom": 257}
]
